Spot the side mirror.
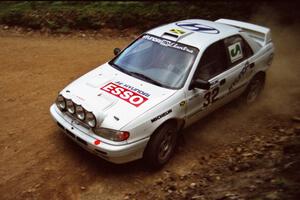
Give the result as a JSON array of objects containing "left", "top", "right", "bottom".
[
  {"left": 113, "top": 48, "right": 121, "bottom": 56},
  {"left": 190, "top": 79, "right": 210, "bottom": 90}
]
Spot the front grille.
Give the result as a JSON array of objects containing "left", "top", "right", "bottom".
[
  {"left": 65, "top": 129, "right": 76, "bottom": 138},
  {"left": 65, "top": 112, "right": 90, "bottom": 129},
  {"left": 95, "top": 149, "right": 107, "bottom": 155},
  {"left": 57, "top": 122, "right": 65, "bottom": 130}
]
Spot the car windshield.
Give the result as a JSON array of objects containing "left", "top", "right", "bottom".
[{"left": 109, "top": 34, "right": 199, "bottom": 89}]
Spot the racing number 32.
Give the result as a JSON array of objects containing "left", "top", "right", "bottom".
[{"left": 203, "top": 87, "right": 219, "bottom": 107}]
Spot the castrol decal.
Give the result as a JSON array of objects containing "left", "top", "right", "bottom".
[{"left": 101, "top": 82, "right": 148, "bottom": 107}]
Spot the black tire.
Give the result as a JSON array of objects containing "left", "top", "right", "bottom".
[
  {"left": 243, "top": 73, "right": 265, "bottom": 104},
  {"left": 144, "top": 122, "right": 178, "bottom": 169}
]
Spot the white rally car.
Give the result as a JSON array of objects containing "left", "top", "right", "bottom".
[{"left": 50, "top": 19, "right": 274, "bottom": 168}]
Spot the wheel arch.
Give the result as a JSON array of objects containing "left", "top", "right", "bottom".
[
  {"left": 151, "top": 117, "right": 185, "bottom": 137},
  {"left": 253, "top": 71, "right": 266, "bottom": 80},
  {"left": 143, "top": 117, "right": 184, "bottom": 153}
]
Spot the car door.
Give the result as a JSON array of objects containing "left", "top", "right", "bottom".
[
  {"left": 185, "top": 35, "right": 253, "bottom": 126},
  {"left": 185, "top": 40, "right": 228, "bottom": 126},
  {"left": 222, "top": 34, "right": 254, "bottom": 100}
]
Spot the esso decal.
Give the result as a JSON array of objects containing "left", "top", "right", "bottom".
[
  {"left": 175, "top": 22, "right": 219, "bottom": 34},
  {"left": 101, "top": 82, "right": 148, "bottom": 107}
]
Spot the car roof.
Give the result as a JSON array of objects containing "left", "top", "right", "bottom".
[{"left": 146, "top": 19, "right": 240, "bottom": 51}]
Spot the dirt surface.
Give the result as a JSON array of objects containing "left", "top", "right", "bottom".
[{"left": 1, "top": 6, "right": 300, "bottom": 200}]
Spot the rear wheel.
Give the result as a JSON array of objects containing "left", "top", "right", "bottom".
[
  {"left": 144, "top": 122, "right": 178, "bottom": 169},
  {"left": 243, "top": 74, "right": 265, "bottom": 104}
]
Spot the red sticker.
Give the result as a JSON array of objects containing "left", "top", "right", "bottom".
[{"left": 101, "top": 82, "right": 148, "bottom": 107}]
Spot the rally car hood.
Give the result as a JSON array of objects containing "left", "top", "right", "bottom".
[{"left": 60, "top": 63, "right": 177, "bottom": 130}]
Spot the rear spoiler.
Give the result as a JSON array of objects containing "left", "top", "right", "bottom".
[{"left": 215, "top": 18, "right": 271, "bottom": 46}]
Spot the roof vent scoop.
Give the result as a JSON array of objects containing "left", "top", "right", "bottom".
[
  {"left": 162, "top": 32, "right": 179, "bottom": 40},
  {"left": 161, "top": 29, "right": 193, "bottom": 42}
]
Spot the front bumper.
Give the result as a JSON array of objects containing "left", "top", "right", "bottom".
[{"left": 50, "top": 104, "right": 149, "bottom": 164}]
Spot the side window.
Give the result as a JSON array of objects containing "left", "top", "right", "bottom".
[
  {"left": 194, "top": 41, "right": 228, "bottom": 81},
  {"left": 243, "top": 38, "right": 254, "bottom": 57},
  {"left": 224, "top": 35, "right": 253, "bottom": 67}
]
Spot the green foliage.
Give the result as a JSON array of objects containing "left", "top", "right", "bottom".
[
  {"left": 55, "top": 26, "right": 71, "bottom": 34},
  {"left": 0, "top": 1, "right": 257, "bottom": 32}
]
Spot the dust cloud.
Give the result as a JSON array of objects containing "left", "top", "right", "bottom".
[
  {"left": 178, "top": 5, "right": 300, "bottom": 166},
  {"left": 251, "top": 5, "right": 300, "bottom": 115}
]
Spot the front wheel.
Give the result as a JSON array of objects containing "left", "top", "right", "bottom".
[
  {"left": 243, "top": 74, "right": 265, "bottom": 104},
  {"left": 143, "top": 122, "right": 178, "bottom": 169}
]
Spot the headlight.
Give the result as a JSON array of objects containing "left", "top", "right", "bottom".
[
  {"left": 93, "top": 128, "right": 130, "bottom": 141},
  {"left": 66, "top": 99, "right": 75, "bottom": 114},
  {"left": 75, "top": 105, "right": 85, "bottom": 120},
  {"left": 56, "top": 95, "right": 66, "bottom": 110},
  {"left": 86, "top": 112, "right": 96, "bottom": 128}
]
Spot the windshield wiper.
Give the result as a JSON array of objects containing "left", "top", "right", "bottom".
[
  {"left": 109, "top": 62, "right": 164, "bottom": 87},
  {"left": 128, "top": 71, "right": 164, "bottom": 87}
]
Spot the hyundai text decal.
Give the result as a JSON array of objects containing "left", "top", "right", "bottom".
[
  {"left": 101, "top": 82, "right": 148, "bottom": 107},
  {"left": 176, "top": 22, "right": 219, "bottom": 34},
  {"left": 115, "top": 81, "right": 150, "bottom": 97}
]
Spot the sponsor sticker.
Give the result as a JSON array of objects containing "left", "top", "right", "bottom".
[
  {"left": 228, "top": 42, "right": 243, "bottom": 63},
  {"left": 101, "top": 82, "right": 148, "bottom": 107},
  {"left": 179, "top": 101, "right": 186, "bottom": 107},
  {"left": 151, "top": 109, "right": 172, "bottom": 123},
  {"left": 143, "top": 35, "right": 194, "bottom": 54},
  {"left": 170, "top": 28, "right": 185, "bottom": 35}
]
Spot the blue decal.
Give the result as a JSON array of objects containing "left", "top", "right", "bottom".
[{"left": 176, "top": 22, "right": 219, "bottom": 34}]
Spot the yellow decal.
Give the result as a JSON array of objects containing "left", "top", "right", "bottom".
[
  {"left": 170, "top": 29, "right": 185, "bottom": 35},
  {"left": 179, "top": 101, "right": 186, "bottom": 107}
]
